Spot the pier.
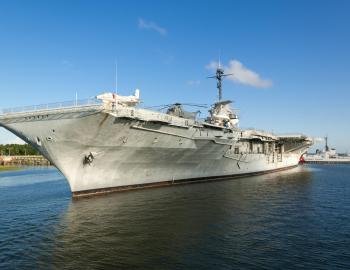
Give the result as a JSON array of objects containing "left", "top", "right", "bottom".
[
  {"left": 0, "top": 155, "right": 50, "bottom": 166},
  {"left": 305, "top": 160, "right": 350, "bottom": 164}
]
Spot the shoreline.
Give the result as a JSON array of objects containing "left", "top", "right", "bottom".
[{"left": 0, "top": 166, "right": 22, "bottom": 172}]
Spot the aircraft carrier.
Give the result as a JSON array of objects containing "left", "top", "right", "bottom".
[{"left": 0, "top": 67, "right": 313, "bottom": 197}]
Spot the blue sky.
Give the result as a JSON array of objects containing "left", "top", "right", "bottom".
[{"left": 0, "top": 0, "right": 349, "bottom": 151}]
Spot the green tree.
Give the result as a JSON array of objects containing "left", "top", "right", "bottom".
[{"left": 0, "top": 144, "right": 39, "bottom": 156}]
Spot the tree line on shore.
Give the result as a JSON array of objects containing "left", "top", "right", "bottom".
[{"left": 0, "top": 144, "right": 39, "bottom": 156}]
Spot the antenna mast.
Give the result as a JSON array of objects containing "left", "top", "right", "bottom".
[
  {"left": 115, "top": 61, "right": 118, "bottom": 94},
  {"left": 208, "top": 59, "right": 233, "bottom": 101},
  {"left": 325, "top": 136, "right": 329, "bottom": 151},
  {"left": 216, "top": 67, "right": 225, "bottom": 101}
]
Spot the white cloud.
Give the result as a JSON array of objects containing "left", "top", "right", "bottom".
[
  {"left": 138, "top": 18, "right": 167, "bottom": 36},
  {"left": 206, "top": 60, "right": 272, "bottom": 88},
  {"left": 187, "top": 80, "right": 201, "bottom": 86}
]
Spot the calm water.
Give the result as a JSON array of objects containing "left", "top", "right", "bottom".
[{"left": 0, "top": 165, "right": 350, "bottom": 269}]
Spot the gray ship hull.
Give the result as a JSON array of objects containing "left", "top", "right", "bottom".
[{"left": 0, "top": 104, "right": 311, "bottom": 197}]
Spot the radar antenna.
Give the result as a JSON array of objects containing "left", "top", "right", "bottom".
[{"left": 208, "top": 64, "right": 233, "bottom": 101}]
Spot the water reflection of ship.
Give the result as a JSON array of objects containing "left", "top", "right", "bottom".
[{"left": 44, "top": 167, "right": 313, "bottom": 268}]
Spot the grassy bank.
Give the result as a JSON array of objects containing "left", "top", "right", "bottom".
[{"left": 0, "top": 166, "right": 21, "bottom": 172}]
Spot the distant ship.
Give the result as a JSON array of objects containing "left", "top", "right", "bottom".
[
  {"left": 0, "top": 67, "right": 313, "bottom": 197},
  {"left": 304, "top": 137, "right": 350, "bottom": 164}
]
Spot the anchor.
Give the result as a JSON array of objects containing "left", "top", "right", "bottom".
[{"left": 83, "top": 152, "right": 94, "bottom": 166}]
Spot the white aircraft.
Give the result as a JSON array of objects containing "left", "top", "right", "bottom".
[{"left": 97, "top": 89, "right": 140, "bottom": 106}]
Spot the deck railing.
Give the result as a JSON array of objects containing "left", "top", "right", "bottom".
[{"left": 0, "top": 98, "right": 102, "bottom": 115}]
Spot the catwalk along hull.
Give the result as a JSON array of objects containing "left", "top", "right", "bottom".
[{"left": 0, "top": 104, "right": 311, "bottom": 197}]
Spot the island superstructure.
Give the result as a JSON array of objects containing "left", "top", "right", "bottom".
[{"left": 0, "top": 67, "right": 313, "bottom": 197}]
